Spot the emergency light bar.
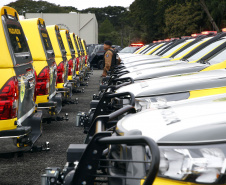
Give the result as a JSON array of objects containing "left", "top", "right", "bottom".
[
  {"left": 130, "top": 43, "right": 144, "bottom": 47},
  {"left": 201, "top": 31, "right": 217, "bottom": 35},
  {"left": 191, "top": 33, "right": 202, "bottom": 37}
]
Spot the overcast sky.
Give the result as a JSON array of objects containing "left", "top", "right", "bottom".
[{"left": 1, "top": 0, "right": 135, "bottom": 10}]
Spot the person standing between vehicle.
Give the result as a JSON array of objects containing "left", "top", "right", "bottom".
[{"left": 102, "top": 41, "right": 116, "bottom": 77}]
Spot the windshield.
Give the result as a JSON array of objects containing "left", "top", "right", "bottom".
[
  {"left": 7, "top": 23, "right": 29, "bottom": 53},
  {"left": 57, "top": 32, "right": 65, "bottom": 50},
  {"left": 207, "top": 47, "right": 226, "bottom": 64},
  {"left": 120, "top": 47, "right": 138, "bottom": 53},
  {"left": 188, "top": 39, "right": 226, "bottom": 61},
  {"left": 162, "top": 40, "right": 189, "bottom": 56},
  {"left": 40, "top": 29, "right": 53, "bottom": 51},
  {"left": 73, "top": 36, "right": 80, "bottom": 52},
  {"left": 173, "top": 38, "right": 211, "bottom": 58},
  {"left": 151, "top": 43, "right": 169, "bottom": 55},
  {"left": 78, "top": 38, "right": 84, "bottom": 51},
  {"left": 141, "top": 45, "right": 157, "bottom": 54}
]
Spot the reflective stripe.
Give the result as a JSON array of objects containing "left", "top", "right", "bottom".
[{"left": 17, "top": 106, "right": 35, "bottom": 126}]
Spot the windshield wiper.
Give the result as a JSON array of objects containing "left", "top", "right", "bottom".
[
  {"left": 181, "top": 58, "right": 189, "bottom": 62},
  {"left": 199, "top": 59, "right": 211, "bottom": 65}
]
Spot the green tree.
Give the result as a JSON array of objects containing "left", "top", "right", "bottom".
[{"left": 164, "top": 1, "right": 203, "bottom": 37}]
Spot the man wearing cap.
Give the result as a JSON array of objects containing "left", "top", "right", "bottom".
[{"left": 102, "top": 40, "right": 116, "bottom": 77}]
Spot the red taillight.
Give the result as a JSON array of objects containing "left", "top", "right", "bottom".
[
  {"left": 34, "top": 70, "right": 37, "bottom": 102},
  {"left": 76, "top": 58, "right": 79, "bottom": 71},
  {"left": 68, "top": 59, "right": 73, "bottom": 76},
  {"left": 36, "top": 67, "right": 50, "bottom": 95},
  {"left": 85, "top": 55, "right": 88, "bottom": 64},
  {"left": 57, "top": 62, "right": 65, "bottom": 84},
  {"left": 0, "top": 77, "right": 19, "bottom": 120}
]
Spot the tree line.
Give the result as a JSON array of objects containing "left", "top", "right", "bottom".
[{"left": 6, "top": 0, "right": 226, "bottom": 46}]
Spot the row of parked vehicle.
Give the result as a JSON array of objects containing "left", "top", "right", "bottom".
[
  {"left": 41, "top": 23, "right": 226, "bottom": 184},
  {"left": 0, "top": 6, "right": 92, "bottom": 154}
]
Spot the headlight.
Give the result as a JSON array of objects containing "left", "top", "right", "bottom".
[
  {"left": 135, "top": 97, "right": 168, "bottom": 111},
  {"left": 135, "top": 92, "right": 190, "bottom": 111},
  {"left": 158, "top": 144, "right": 226, "bottom": 184}
]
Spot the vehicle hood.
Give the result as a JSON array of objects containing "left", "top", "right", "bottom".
[
  {"left": 121, "top": 62, "right": 207, "bottom": 81},
  {"left": 122, "top": 60, "right": 185, "bottom": 73},
  {"left": 117, "top": 93, "right": 226, "bottom": 144},
  {"left": 122, "top": 55, "right": 161, "bottom": 64},
  {"left": 123, "top": 58, "right": 171, "bottom": 68},
  {"left": 116, "top": 68, "right": 226, "bottom": 97}
]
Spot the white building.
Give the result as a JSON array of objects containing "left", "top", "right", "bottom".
[{"left": 25, "top": 12, "right": 98, "bottom": 44}]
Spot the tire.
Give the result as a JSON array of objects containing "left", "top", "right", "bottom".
[{"left": 98, "top": 60, "right": 104, "bottom": 69}]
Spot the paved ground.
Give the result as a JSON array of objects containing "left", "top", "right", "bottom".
[{"left": 0, "top": 69, "right": 102, "bottom": 185}]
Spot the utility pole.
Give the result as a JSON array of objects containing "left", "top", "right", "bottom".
[{"left": 199, "top": 0, "right": 220, "bottom": 32}]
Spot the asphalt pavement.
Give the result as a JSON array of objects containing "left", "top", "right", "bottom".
[{"left": 0, "top": 69, "right": 103, "bottom": 185}]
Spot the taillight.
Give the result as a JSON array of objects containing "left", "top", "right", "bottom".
[
  {"left": 85, "top": 55, "right": 88, "bottom": 64},
  {"left": 0, "top": 77, "right": 19, "bottom": 120},
  {"left": 36, "top": 66, "right": 50, "bottom": 95},
  {"left": 34, "top": 70, "right": 37, "bottom": 102},
  {"left": 68, "top": 59, "right": 73, "bottom": 76},
  {"left": 57, "top": 62, "right": 65, "bottom": 84},
  {"left": 76, "top": 58, "right": 79, "bottom": 71}
]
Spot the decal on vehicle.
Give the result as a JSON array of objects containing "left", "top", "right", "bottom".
[
  {"left": 20, "top": 77, "right": 25, "bottom": 103},
  {"left": 161, "top": 108, "right": 180, "bottom": 125},
  {"left": 50, "top": 67, "right": 53, "bottom": 85}
]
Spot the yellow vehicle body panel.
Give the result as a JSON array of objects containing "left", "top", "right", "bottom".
[
  {"left": 134, "top": 45, "right": 149, "bottom": 54},
  {"left": 201, "top": 60, "right": 226, "bottom": 71},
  {"left": 0, "top": 118, "right": 17, "bottom": 131},
  {"left": 0, "top": 6, "right": 17, "bottom": 68},
  {"left": 81, "top": 39, "right": 87, "bottom": 55},
  {"left": 152, "top": 177, "right": 198, "bottom": 185},
  {"left": 33, "top": 60, "right": 47, "bottom": 78},
  {"left": 20, "top": 18, "right": 46, "bottom": 61},
  {"left": 145, "top": 43, "right": 164, "bottom": 55},
  {"left": 189, "top": 86, "right": 226, "bottom": 99},
  {"left": 47, "top": 25, "right": 62, "bottom": 58},
  {"left": 36, "top": 95, "right": 49, "bottom": 104},
  {"left": 60, "top": 30, "right": 71, "bottom": 57},
  {"left": 0, "top": 7, "right": 29, "bottom": 131},
  {"left": 70, "top": 33, "right": 79, "bottom": 58},
  {"left": 55, "top": 56, "right": 63, "bottom": 66},
  {"left": 75, "top": 35, "right": 82, "bottom": 56},
  {"left": 0, "top": 68, "right": 16, "bottom": 89}
]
